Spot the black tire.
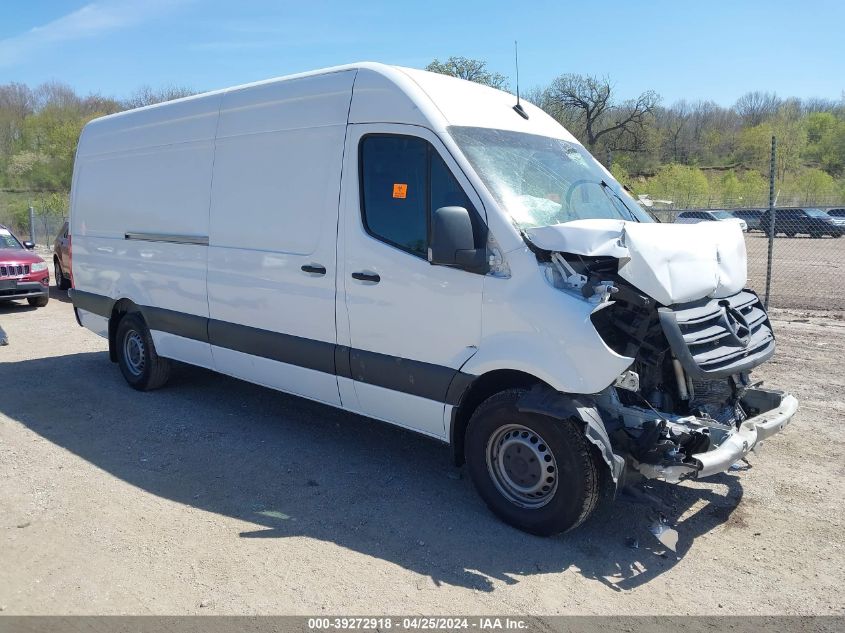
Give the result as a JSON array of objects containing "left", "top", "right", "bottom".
[
  {"left": 464, "top": 389, "right": 601, "bottom": 536},
  {"left": 54, "top": 258, "right": 70, "bottom": 290},
  {"left": 27, "top": 295, "right": 49, "bottom": 308},
  {"left": 115, "top": 312, "right": 171, "bottom": 391}
]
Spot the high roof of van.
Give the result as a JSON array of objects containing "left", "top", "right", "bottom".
[{"left": 77, "top": 62, "right": 576, "bottom": 157}]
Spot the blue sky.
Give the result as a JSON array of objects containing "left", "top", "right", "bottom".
[{"left": 1, "top": 0, "right": 843, "bottom": 105}]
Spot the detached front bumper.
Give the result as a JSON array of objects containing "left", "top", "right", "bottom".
[
  {"left": 693, "top": 391, "right": 797, "bottom": 478},
  {"left": 637, "top": 388, "right": 798, "bottom": 482}
]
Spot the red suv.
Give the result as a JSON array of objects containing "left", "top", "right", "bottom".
[{"left": 0, "top": 224, "right": 50, "bottom": 307}]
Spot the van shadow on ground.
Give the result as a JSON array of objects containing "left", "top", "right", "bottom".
[{"left": 2, "top": 351, "right": 746, "bottom": 592}]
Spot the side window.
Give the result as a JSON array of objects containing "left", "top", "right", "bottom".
[
  {"left": 360, "top": 134, "right": 485, "bottom": 257},
  {"left": 360, "top": 136, "right": 428, "bottom": 257}
]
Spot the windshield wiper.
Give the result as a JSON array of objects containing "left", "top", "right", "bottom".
[{"left": 600, "top": 180, "right": 639, "bottom": 222}]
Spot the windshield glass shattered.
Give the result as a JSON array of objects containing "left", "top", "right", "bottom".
[{"left": 449, "top": 126, "right": 653, "bottom": 228}]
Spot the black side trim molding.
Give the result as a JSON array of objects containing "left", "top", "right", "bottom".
[
  {"left": 70, "top": 290, "right": 476, "bottom": 405},
  {"left": 334, "top": 345, "right": 352, "bottom": 379},
  {"left": 348, "top": 348, "right": 467, "bottom": 405},
  {"left": 142, "top": 306, "right": 209, "bottom": 343},
  {"left": 444, "top": 371, "right": 475, "bottom": 408},
  {"left": 68, "top": 288, "right": 113, "bottom": 318},
  {"left": 209, "top": 319, "right": 335, "bottom": 375}
]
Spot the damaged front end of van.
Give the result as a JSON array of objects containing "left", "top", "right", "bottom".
[{"left": 527, "top": 219, "right": 798, "bottom": 487}]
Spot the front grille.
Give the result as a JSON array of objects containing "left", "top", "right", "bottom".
[
  {"left": 658, "top": 290, "right": 775, "bottom": 379},
  {"left": 0, "top": 264, "right": 30, "bottom": 277}
]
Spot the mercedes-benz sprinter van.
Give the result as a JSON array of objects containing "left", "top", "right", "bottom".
[{"left": 69, "top": 63, "right": 797, "bottom": 535}]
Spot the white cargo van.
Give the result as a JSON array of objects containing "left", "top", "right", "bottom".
[{"left": 69, "top": 63, "right": 797, "bottom": 535}]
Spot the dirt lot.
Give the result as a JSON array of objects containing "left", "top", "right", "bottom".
[
  {"left": 745, "top": 232, "right": 844, "bottom": 311},
  {"left": 0, "top": 280, "right": 843, "bottom": 616}
]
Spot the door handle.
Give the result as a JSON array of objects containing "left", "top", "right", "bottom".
[
  {"left": 351, "top": 271, "right": 380, "bottom": 283},
  {"left": 301, "top": 264, "right": 327, "bottom": 275}
]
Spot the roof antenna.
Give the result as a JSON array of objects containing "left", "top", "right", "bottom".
[{"left": 513, "top": 40, "right": 528, "bottom": 120}]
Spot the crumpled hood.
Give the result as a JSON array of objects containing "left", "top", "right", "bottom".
[{"left": 526, "top": 219, "right": 747, "bottom": 305}]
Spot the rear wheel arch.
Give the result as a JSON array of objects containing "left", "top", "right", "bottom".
[
  {"left": 108, "top": 298, "right": 141, "bottom": 362},
  {"left": 114, "top": 311, "right": 172, "bottom": 390}
]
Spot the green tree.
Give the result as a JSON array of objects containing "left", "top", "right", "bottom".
[
  {"left": 804, "top": 112, "right": 845, "bottom": 175},
  {"left": 609, "top": 162, "right": 630, "bottom": 187},
  {"left": 646, "top": 164, "right": 709, "bottom": 207},
  {"left": 736, "top": 171, "right": 769, "bottom": 207},
  {"left": 786, "top": 168, "right": 836, "bottom": 204},
  {"left": 717, "top": 171, "right": 741, "bottom": 205}
]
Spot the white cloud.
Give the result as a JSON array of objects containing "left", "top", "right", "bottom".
[{"left": 0, "top": 0, "right": 190, "bottom": 67}]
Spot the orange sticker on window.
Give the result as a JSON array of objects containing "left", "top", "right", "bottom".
[{"left": 392, "top": 183, "right": 408, "bottom": 199}]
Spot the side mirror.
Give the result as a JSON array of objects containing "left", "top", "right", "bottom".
[
  {"left": 429, "top": 206, "right": 488, "bottom": 274},
  {"left": 23, "top": 241, "right": 35, "bottom": 250}
]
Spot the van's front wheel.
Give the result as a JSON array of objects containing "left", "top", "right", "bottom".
[
  {"left": 465, "top": 389, "right": 600, "bottom": 536},
  {"left": 115, "top": 313, "right": 171, "bottom": 391}
]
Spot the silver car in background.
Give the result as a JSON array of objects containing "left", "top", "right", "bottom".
[{"left": 675, "top": 209, "right": 748, "bottom": 232}]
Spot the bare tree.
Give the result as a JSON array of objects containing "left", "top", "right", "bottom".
[
  {"left": 124, "top": 85, "right": 197, "bottom": 109},
  {"left": 658, "top": 100, "right": 690, "bottom": 162},
  {"left": 426, "top": 57, "right": 508, "bottom": 90},
  {"left": 802, "top": 96, "right": 839, "bottom": 113},
  {"left": 543, "top": 74, "right": 659, "bottom": 150},
  {"left": 80, "top": 94, "right": 123, "bottom": 117},
  {"left": 32, "top": 81, "right": 80, "bottom": 111},
  {"left": 0, "top": 83, "right": 35, "bottom": 160},
  {"left": 734, "top": 91, "right": 781, "bottom": 126}
]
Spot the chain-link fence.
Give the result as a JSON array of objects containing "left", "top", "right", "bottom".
[
  {"left": 652, "top": 203, "right": 844, "bottom": 311},
  {"left": 2, "top": 195, "right": 840, "bottom": 312},
  {"left": 0, "top": 208, "right": 65, "bottom": 250}
]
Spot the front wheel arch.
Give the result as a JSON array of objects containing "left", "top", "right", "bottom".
[
  {"left": 449, "top": 369, "right": 545, "bottom": 467},
  {"left": 451, "top": 379, "right": 622, "bottom": 498},
  {"left": 464, "top": 388, "right": 603, "bottom": 535}
]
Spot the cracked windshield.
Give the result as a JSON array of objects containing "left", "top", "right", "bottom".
[{"left": 450, "top": 126, "right": 653, "bottom": 228}]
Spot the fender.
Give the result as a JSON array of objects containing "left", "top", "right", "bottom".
[
  {"left": 460, "top": 339, "right": 632, "bottom": 397},
  {"left": 517, "top": 384, "right": 624, "bottom": 485},
  {"left": 470, "top": 252, "right": 633, "bottom": 395}
]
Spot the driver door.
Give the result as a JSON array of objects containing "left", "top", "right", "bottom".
[{"left": 336, "top": 124, "right": 487, "bottom": 438}]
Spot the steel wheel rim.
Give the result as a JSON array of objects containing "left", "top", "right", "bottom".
[
  {"left": 123, "top": 330, "right": 146, "bottom": 377},
  {"left": 486, "top": 424, "right": 558, "bottom": 509}
]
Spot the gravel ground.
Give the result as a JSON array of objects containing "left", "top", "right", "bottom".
[{"left": 0, "top": 278, "right": 843, "bottom": 616}]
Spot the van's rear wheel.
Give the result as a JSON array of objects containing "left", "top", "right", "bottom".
[
  {"left": 464, "top": 389, "right": 601, "bottom": 536},
  {"left": 115, "top": 313, "right": 171, "bottom": 391}
]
